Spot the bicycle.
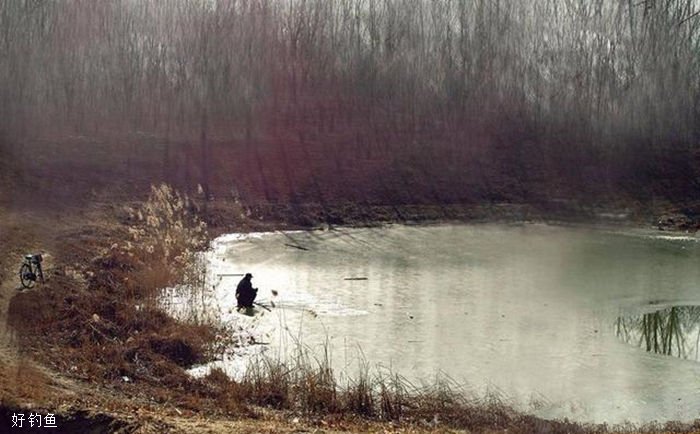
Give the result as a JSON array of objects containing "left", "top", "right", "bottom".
[{"left": 19, "top": 253, "right": 44, "bottom": 289}]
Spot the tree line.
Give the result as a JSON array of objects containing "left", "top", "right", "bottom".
[{"left": 1, "top": 0, "right": 699, "bottom": 206}]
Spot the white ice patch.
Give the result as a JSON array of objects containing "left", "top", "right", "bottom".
[
  {"left": 647, "top": 234, "right": 699, "bottom": 242},
  {"left": 600, "top": 227, "right": 699, "bottom": 243},
  {"left": 187, "top": 344, "right": 268, "bottom": 381},
  {"left": 212, "top": 230, "right": 306, "bottom": 248},
  {"left": 164, "top": 229, "right": 368, "bottom": 381}
]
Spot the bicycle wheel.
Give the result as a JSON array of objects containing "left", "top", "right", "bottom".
[{"left": 19, "top": 263, "right": 35, "bottom": 289}]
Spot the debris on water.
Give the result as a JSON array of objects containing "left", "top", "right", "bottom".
[
  {"left": 374, "top": 303, "right": 383, "bottom": 306},
  {"left": 121, "top": 376, "right": 130, "bottom": 383},
  {"left": 344, "top": 277, "right": 368, "bottom": 280},
  {"left": 271, "top": 289, "right": 278, "bottom": 296},
  {"left": 284, "top": 243, "right": 309, "bottom": 251}
]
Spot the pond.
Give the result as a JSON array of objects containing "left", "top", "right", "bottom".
[{"left": 193, "top": 223, "right": 700, "bottom": 424}]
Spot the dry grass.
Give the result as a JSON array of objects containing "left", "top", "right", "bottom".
[
  {"left": 194, "top": 344, "right": 602, "bottom": 433},
  {"left": 7, "top": 185, "right": 226, "bottom": 398},
  {"left": 199, "top": 347, "right": 700, "bottom": 433},
  {"left": 6, "top": 187, "right": 700, "bottom": 433}
]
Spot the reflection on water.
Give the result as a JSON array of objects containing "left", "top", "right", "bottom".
[{"left": 616, "top": 305, "right": 700, "bottom": 361}]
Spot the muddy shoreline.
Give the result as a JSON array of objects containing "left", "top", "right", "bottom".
[{"left": 202, "top": 198, "right": 694, "bottom": 236}]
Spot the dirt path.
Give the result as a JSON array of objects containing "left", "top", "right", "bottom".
[
  {"left": 0, "top": 213, "right": 40, "bottom": 372},
  {"left": 0, "top": 257, "right": 21, "bottom": 391},
  {"left": 0, "top": 258, "right": 18, "bottom": 342},
  {"left": 0, "top": 210, "right": 118, "bottom": 430},
  {"left": 0, "top": 243, "right": 83, "bottom": 402}
]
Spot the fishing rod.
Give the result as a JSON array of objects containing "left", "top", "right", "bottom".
[
  {"left": 253, "top": 302, "right": 272, "bottom": 312},
  {"left": 254, "top": 297, "right": 318, "bottom": 317},
  {"left": 213, "top": 273, "right": 245, "bottom": 288},
  {"left": 217, "top": 277, "right": 313, "bottom": 316}
]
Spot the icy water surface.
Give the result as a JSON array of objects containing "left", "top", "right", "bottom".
[{"left": 194, "top": 223, "right": 700, "bottom": 424}]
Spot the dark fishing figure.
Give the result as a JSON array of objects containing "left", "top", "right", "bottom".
[{"left": 236, "top": 273, "right": 257, "bottom": 309}]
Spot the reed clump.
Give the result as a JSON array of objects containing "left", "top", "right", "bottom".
[
  {"left": 12, "top": 184, "right": 230, "bottom": 392},
  {"left": 201, "top": 344, "right": 605, "bottom": 433}
]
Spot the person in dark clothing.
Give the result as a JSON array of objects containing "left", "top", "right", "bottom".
[{"left": 236, "top": 273, "right": 257, "bottom": 309}]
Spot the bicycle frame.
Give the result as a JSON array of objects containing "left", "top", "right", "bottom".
[{"left": 19, "top": 254, "right": 44, "bottom": 289}]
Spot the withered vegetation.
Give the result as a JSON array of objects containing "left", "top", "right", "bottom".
[{"left": 3, "top": 185, "right": 699, "bottom": 433}]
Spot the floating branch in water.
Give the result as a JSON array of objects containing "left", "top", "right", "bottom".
[
  {"left": 284, "top": 243, "right": 309, "bottom": 251},
  {"left": 344, "top": 277, "right": 368, "bottom": 281}
]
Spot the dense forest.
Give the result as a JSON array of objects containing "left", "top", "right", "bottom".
[{"left": 1, "top": 0, "right": 699, "bottom": 211}]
